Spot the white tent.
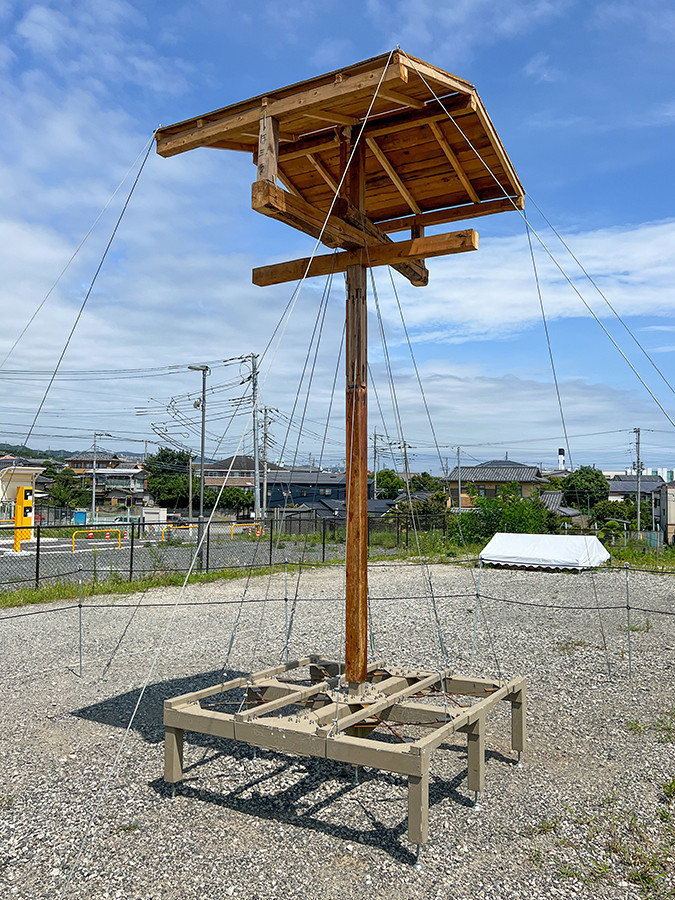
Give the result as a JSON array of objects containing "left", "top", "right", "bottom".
[{"left": 479, "top": 533, "right": 610, "bottom": 570}]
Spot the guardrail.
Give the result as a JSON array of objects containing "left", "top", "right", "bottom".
[
  {"left": 72, "top": 529, "right": 122, "bottom": 551},
  {"left": 160, "top": 524, "right": 199, "bottom": 542}
]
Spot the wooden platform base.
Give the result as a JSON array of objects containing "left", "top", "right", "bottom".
[{"left": 163, "top": 655, "right": 526, "bottom": 848}]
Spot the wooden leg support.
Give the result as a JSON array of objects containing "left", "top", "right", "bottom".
[
  {"left": 509, "top": 683, "right": 527, "bottom": 756},
  {"left": 164, "top": 726, "right": 184, "bottom": 784},
  {"left": 465, "top": 719, "right": 485, "bottom": 794},
  {"left": 407, "top": 770, "right": 429, "bottom": 846}
]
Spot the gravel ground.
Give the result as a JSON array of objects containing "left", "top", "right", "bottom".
[{"left": 1, "top": 561, "right": 674, "bottom": 899}]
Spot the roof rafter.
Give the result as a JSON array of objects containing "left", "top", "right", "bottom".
[{"left": 366, "top": 137, "right": 421, "bottom": 215}]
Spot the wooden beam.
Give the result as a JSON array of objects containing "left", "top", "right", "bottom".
[
  {"left": 251, "top": 229, "right": 478, "bottom": 286},
  {"left": 252, "top": 180, "right": 363, "bottom": 248},
  {"left": 366, "top": 137, "right": 421, "bottom": 214},
  {"left": 472, "top": 97, "right": 525, "bottom": 198},
  {"left": 276, "top": 167, "right": 304, "bottom": 199},
  {"left": 333, "top": 197, "right": 428, "bottom": 286},
  {"left": 307, "top": 154, "right": 339, "bottom": 193},
  {"left": 345, "top": 257, "right": 368, "bottom": 686},
  {"left": 428, "top": 121, "right": 479, "bottom": 203},
  {"left": 375, "top": 196, "right": 524, "bottom": 233},
  {"left": 205, "top": 140, "right": 253, "bottom": 152},
  {"left": 278, "top": 133, "right": 339, "bottom": 163},
  {"left": 363, "top": 93, "right": 475, "bottom": 139},
  {"left": 256, "top": 111, "right": 279, "bottom": 185},
  {"left": 378, "top": 89, "right": 426, "bottom": 110},
  {"left": 156, "top": 62, "right": 409, "bottom": 157},
  {"left": 252, "top": 181, "right": 428, "bottom": 285},
  {"left": 305, "top": 110, "right": 361, "bottom": 127}
]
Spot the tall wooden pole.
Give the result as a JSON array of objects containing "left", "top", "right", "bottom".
[{"left": 345, "top": 137, "right": 368, "bottom": 686}]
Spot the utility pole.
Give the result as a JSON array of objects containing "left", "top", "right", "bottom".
[
  {"left": 188, "top": 364, "right": 209, "bottom": 563},
  {"left": 634, "top": 427, "right": 642, "bottom": 532},
  {"left": 91, "top": 433, "right": 97, "bottom": 526},
  {"left": 262, "top": 406, "right": 274, "bottom": 520},
  {"left": 457, "top": 446, "right": 462, "bottom": 512},
  {"left": 188, "top": 454, "right": 193, "bottom": 520},
  {"left": 251, "top": 353, "right": 261, "bottom": 520},
  {"left": 401, "top": 441, "right": 411, "bottom": 489},
  {"left": 373, "top": 428, "right": 378, "bottom": 499}
]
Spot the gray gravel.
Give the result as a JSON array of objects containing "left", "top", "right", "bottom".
[{"left": 1, "top": 561, "right": 674, "bottom": 899}]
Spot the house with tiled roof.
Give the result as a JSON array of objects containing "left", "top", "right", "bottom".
[{"left": 443, "top": 459, "right": 549, "bottom": 508}]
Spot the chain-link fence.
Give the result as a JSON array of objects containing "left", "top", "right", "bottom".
[{"left": 0, "top": 514, "right": 443, "bottom": 594}]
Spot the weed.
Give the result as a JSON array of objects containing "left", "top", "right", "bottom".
[
  {"left": 530, "top": 848, "right": 544, "bottom": 865},
  {"left": 627, "top": 719, "right": 649, "bottom": 735},
  {"left": 556, "top": 864, "right": 580, "bottom": 878},
  {"left": 0, "top": 795, "right": 13, "bottom": 808},
  {"left": 663, "top": 777, "right": 675, "bottom": 801},
  {"left": 654, "top": 712, "right": 675, "bottom": 743},
  {"left": 117, "top": 821, "right": 140, "bottom": 834},
  {"left": 658, "top": 808, "right": 672, "bottom": 822},
  {"left": 556, "top": 639, "right": 586, "bottom": 653},
  {"left": 620, "top": 618, "right": 653, "bottom": 633}
]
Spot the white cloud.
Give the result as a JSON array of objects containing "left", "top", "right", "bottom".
[
  {"left": 523, "top": 51, "right": 561, "bottom": 83},
  {"left": 373, "top": 219, "right": 675, "bottom": 343},
  {"left": 365, "top": 0, "right": 570, "bottom": 64}
]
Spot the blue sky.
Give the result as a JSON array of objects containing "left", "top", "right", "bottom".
[{"left": 1, "top": 0, "right": 674, "bottom": 473}]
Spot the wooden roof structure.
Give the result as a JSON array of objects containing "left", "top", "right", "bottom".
[{"left": 155, "top": 50, "right": 524, "bottom": 286}]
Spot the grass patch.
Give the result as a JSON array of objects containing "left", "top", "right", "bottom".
[
  {"left": 0, "top": 561, "right": 328, "bottom": 610},
  {"left": 556, "top": 639, "right": 586, "bottom": 653},
  {"left": 628, "top": 711, "right": 675, "bottom": 743},
  {"left": 620, "top": 618, "right": 653, "bottom": 633},
  {"left": 526, "top": 791, "right": 675, "bottom": 897}
]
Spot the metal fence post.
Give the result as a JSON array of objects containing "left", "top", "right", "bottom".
[
  {"left": 269, "top": 517, "right": 273, "bottom": 567},
  {"left": 624, "top": 562, "right": 632, "bottom": 678},
  {"left": 129, "top": 526, "right": 135, "bottom": 582},
  {"left": 35, "top": 525, "right": 41, "bottom": 589},
  {"left": 322, "top": 517, "right": 327, "bottom": 563},
  {"left": 78, "top": 567, "right": 83, "bottom": 678},
  {"left": 206, "top": 522, "right": 211, "bottom": 572}
]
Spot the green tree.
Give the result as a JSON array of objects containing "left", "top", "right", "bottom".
[
  {"left": 409, "top": 471, "right": 445, "bottom": 492},
  {"left": 561, "top": 466, "right": 609, "bottom": 511},
  {"left": 447, "top": 482, "right": 558, "bottom": 543},
  {"left": 145, "top": 447, "right": 191, "bottom": 506},
  {"left": 374, "top": 468, "right": 405, "bottom": 499},
  {"left": 47, "top": 468, "right": 89, "bottom": 508},
  {"left": 218, "top": 486, "right": 254, "bottom": 512}
]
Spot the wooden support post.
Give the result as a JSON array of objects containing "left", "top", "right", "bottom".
[
  {"left": 345, "top": 261, "right": 368, "bottom": 686},
  {"left": 509, "top": 682, "right": 527, "bottom": 754},
  {"left": 408, "top": 770, "right": 429, "bottom": 846},
  {"left": 257, "top": 104, "right": 279, "bottom": 185},
  {"left": 164, "top": 725, "right": 184, "bottom": 783},
  {"left": 344, "top": 130, "right": 368, "bottom": 688},
  {"left": 465, "top": 719, "right": 485, "bottom": 793}
]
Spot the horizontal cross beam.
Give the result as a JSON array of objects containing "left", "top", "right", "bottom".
[{"left": 252, "top": 229, "right": 478, "bottom": 286}]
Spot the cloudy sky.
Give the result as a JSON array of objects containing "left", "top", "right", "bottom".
[{"left": 1, "top": 0, "right": 674, "bottom": 473}]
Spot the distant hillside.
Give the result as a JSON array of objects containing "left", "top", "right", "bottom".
[{"left": 0, "top": 443, "right": 75, "bottom": 460}]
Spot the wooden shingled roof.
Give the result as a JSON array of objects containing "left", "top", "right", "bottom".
[{"left": 155, "top": 50, "right": 524, "bottom": 285}]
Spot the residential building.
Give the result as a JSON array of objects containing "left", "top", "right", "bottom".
[
  {"left": 607, "top": 474, "right": 664, "bottom": 502},
  {"left": 443, "top": 460, "right": 549, "bottom": 507}
]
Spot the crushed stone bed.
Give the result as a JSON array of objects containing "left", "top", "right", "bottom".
[{"left": 1, "top": 562, "right": 673, "bottom": 899}]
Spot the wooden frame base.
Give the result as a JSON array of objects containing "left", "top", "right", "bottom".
[{"left": 163, "top": 655, "right": 526, "bottom": 847}]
